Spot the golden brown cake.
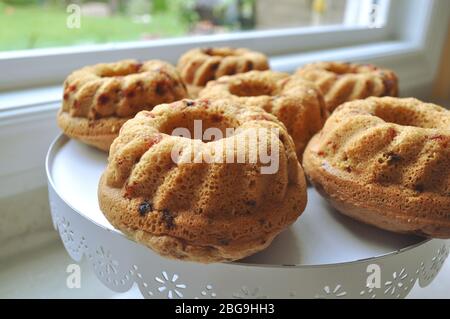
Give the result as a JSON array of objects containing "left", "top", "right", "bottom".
[
  {"left": 57, "top": 59, "right": 188, "bottom": 151},
  {"left": 303, "top": 97, "right": 450, "bottom": 238},
  {"left": 199, "top": 70, "right": 328, "bottom": 160},
  {"left": 177, "top": 47, "right": 270, "bottom": 98},
  {"left": 98, "top": 99, "right": 307, "bottom": 263},
  {"left": 296, "top": 62, "right": 398, "bottom": 113}
]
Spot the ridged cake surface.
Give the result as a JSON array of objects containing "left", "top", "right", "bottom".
[
  {"left": 177, "top": 47, "right": 269, "bottom": 97},
  {"left": 199, "top": 70, "right": 328, "bottom": 160},
  {"left": 303, "top": 97, "right": 450, "bottom": 238},
  {"left": 58, "top": 59, "right": 187, "bottom": 151},
  {"left": 296, "top": 62, "right": 398, "bottom": 113},
  {"left": 99, "top": 99, "right": 307, "bottom": 262}
]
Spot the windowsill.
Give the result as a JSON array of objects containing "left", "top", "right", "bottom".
[{"left": 0, "top": 85, "right": 61, "bottom": 111}]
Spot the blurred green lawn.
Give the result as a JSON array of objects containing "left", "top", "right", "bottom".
[{"left": 0, "top": 4, "right": 189, "bottom": 51}]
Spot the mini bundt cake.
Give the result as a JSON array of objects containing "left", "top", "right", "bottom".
[
  {"left": 58, "top": 59, "right": 188, "bottom": 151},
  {"left": 296, "top": 62, "right": 398, "bottom": 113},
  {"left": 98, "top": 99, "right": 307, "bottom": 263},
  {"left": 177, "top": 47, "right": 269, "bottom": 98},
  {"left": 303, "top": 97, "right": 450, "bottom": 238},
  {"left": 199, "top": 70, "right": 328, "bottom": 160}
]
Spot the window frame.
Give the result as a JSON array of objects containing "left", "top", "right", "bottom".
[{"left": 0, "top": 0, "right": 396, "bottom": 91}]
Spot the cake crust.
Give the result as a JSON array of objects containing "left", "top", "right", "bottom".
[
  {"left": 199, "top": 70, "right": 328, "bottom": 160},
  {"left": 296, "top": 62, "right": 398, "bottom": 113},
  {"left": 58, "top": 59, "right": 188, "bottom": 151},
  {"left": 303, "top": 97, "right": 450, "bottom": 238},
  {"left": 177, "top": 47, "right": 269, "bottom": 98},
  {"left": 98, "top": 99, "right": 307, "bottom": 263},
  {"left": 57, "top": 110, "right": 128, "bottom": 151}
]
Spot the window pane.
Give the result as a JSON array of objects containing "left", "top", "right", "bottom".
[{"left": 0, "top": 0, "right": 386, "bottom": 52}]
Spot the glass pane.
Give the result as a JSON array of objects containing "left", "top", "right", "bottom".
[{"left": 0, "top": 0, "right": 383, "bottom": 52}]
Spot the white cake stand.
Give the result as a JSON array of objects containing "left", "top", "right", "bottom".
[{"left": 46, "top": 135, "right": 449, "bottom": 299}]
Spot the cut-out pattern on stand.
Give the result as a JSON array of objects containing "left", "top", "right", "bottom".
[
  {"left": 383, "top": 268, "right": 409, "bottom": 299},
  {"left": 48, "top": 188, "right": 449, "bottom": 299},
  {"left": 359, "top": 287, "right": 377, "bottom": 299},
  {"left": 419, "top": 244, "right": 449, "bottom": 285},
  {"left": 316, "top": 285, "right": 347, "bottom": 299},
  {"left": 155, "top": 271, "right": 187, "bottom": 299},
  {"left": 199, "top": 285, "right": 217, "bottom": 299}
]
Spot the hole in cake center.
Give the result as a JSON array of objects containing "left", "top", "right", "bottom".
[
  {"left": 160, "top": 112, "right": 239, "bottom": 143},
  {"left": 324, "top": 64, "right": 378, "bottom": 75},
  {"left": 373, "top": 104, "right": 440, "bottom": 129},
  {"left": 98, "top": 64, "right": 142, "bottom": 77},
  {"left": 325, "top": 64, "right": 358, "bottom": 75},
  {"left": 229, "top": 81, "right": 274, "bottom": 97},
  {"left": 203, "top": 48, "right": 236, "bottom": 57}
]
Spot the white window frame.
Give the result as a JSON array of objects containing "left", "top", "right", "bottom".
[
  {"left": 0, "top": 0, "right": 395, "bottom": 91},
  {"left": 344, "top": 0, "right": 391, "bottom": 27},
  {"left": 0, "top": 0, "right": 448, "bottom": 198}
]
